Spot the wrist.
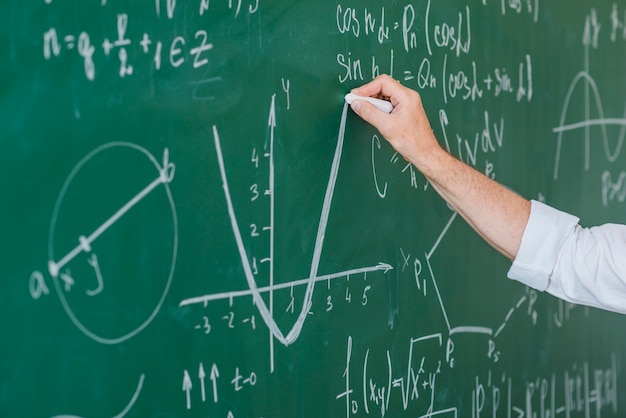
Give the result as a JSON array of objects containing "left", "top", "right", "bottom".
[{"left": 410, "top": 140, "right": 451, "bottom": 177}]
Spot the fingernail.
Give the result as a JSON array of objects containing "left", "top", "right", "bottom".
[{"left": 351, "top": 101, "right": 361, "bottom": 113}]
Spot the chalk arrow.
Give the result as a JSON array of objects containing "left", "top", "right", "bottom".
[
  {"left": 210, "top": 363, "right": 220, "bottom": 403},
  {"left": 268, "top": 94, "right": 276, "bottom": 128},
  {"left": 376, "top": 262, "right": 394, "bottom": 274},
  {"left": 182, "top": 369, "right": 192, "bottom": 410},
  {"left": 198, "top": 362, "right": 206, "bottom": 402}
]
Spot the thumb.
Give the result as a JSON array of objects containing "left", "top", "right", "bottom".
[{"left": 350, "top": 100, "right": 388, "bottom": 131}]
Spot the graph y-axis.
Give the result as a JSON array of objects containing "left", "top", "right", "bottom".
[{"left": 268, "top": 94, "right": 277, "bottom": 372}]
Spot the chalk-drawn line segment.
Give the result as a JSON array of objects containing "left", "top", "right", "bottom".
[
  {"left": 48, "top": 170, "right": 171, "bottom": 278},
  {"left": 179, "top": 263, "right": 392, "bottom": 307}
]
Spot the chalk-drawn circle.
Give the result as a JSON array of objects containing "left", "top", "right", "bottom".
[{"left": 49, "top": 142, "right": 178, "bottom": 344}]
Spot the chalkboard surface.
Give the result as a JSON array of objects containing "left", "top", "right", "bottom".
[{"left": 2, "top": 1, "right": 626, "bottom": 416}]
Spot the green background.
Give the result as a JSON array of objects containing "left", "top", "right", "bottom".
[{"left": 1, "top": 1, "right": 625, "bottom": 416}]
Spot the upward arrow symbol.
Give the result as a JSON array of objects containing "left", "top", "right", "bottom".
[
  {"left": 182, "top": 370, "right": 192, "bottom": 410},
  {"left": 268, "top": 94, "right": 276, "bottom": 128},
  {"left": 210, "top": 363, "right": 220, "bottom": 403},
  {"left": 199, "top": 362, "right": 206, "bottom": 402}
]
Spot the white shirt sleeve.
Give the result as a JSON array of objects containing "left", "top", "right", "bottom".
[{"left": 507, "top": 200, "right": 626, "bottom": 314}]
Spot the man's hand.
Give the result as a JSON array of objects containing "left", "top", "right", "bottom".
[
  {"left": 349, "top": 74, "right": 530, "bottom": 261},
  {"left": 349, "top": 74, "right": 442, "bottom": 172}
]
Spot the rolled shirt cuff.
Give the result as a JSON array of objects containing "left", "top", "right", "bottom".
[{"left": 507, "top": 200, "right": 580, "bottom": 291}]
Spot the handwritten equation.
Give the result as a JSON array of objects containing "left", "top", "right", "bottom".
[{"left": 42, "top": 0, "right": 259, "bottom": 81}]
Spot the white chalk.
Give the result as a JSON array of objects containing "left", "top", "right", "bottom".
[{"left": 345, "top": 93, "right": 394, "bottom": 114}]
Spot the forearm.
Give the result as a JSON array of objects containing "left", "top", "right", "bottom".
[
  {"left": 418, "top": 147, "right": 530, "bottom": 260},
  {"left": 349, "top": 75, "right": 531, "bottom": 260}
]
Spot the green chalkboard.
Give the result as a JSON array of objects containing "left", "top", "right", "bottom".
[{"left": 2, "top": 1, "right": 626, "bottom": 416}]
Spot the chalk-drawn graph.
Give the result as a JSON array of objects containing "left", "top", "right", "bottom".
[
  {"left": 180, "top": 96, "right": 538, "bottom": 380},
  {"left": 34, "top": 142, "right": 178, "bottom": 345},
  {"left": 180, "top": 98, "right": 393, "bottom": 370},
  {"left": 553, "top": 71, "right": 626, "bottom": 180}
]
